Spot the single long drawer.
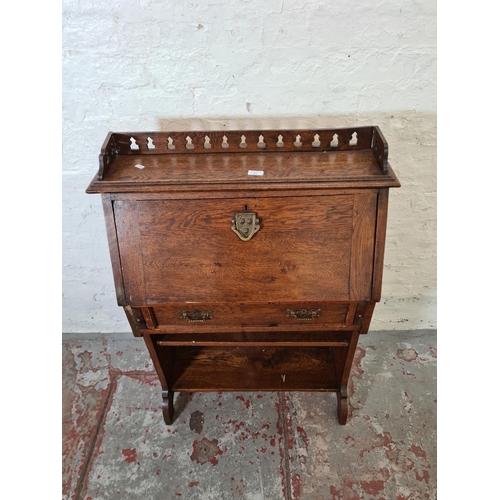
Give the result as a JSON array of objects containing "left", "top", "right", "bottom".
[{"left": 144, "top": 302, "right": 351, "bottom": 330}]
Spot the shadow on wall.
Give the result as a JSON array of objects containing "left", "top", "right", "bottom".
[{"left": 155, "top": 113, "right": 420, "bottom": 132}]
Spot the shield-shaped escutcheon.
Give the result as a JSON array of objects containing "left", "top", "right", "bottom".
[{"left": 231, "top": 211, "right": 260, "bottom": 241}]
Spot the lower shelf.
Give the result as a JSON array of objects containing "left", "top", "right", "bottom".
[{"left": 156, "top": 345, "right": 340, "bottom": 392}]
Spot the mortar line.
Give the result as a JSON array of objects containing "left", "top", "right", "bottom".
[
  {"left": 279, "top": 391, "right": 293, "bottom": 500},
  {"left": 74, "top": 373, "right": 118, "bottom": 500}
]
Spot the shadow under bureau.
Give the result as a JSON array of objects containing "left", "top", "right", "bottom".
[{"left": 86, "top": 127, "right": 400, "bottom": 425}]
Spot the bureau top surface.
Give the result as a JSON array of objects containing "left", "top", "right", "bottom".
[{"left": 86, "top": 127, "right": 400, "bottom": 193}]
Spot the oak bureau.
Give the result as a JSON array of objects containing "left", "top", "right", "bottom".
[{"left": 86, "top": 127, "right": 400, "bottom": 425}]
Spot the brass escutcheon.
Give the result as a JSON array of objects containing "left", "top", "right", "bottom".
[
  {"left": 178, "top": 310, "right": 213, "bottom": 322},
  {"left": 286, "top": 308, "right": 321, "bottom": 320},
  {"left": 231, "top": 211, "right": 260, "bottom": 241}
]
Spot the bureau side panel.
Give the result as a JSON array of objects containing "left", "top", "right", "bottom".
[
  {"left": 137, "top": 196, "right": 353, "bottom": 303},
  {"left": 101, "top": 194, "right": 126, "bottom": 305},
  {"left": 372, "top": 189, "right": 389, "bottom": 301},
  {"left": 113, "top": 200, "right": 147, "bottom": 304},
  {"left": 349, "top": 192, "right": 377, "bottom": 301}
]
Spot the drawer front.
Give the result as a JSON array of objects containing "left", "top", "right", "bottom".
[
  {"left": 146, "top": 302, "right": 351, "bottom": 329},
  {"left": 114, "top": 193, "right": 377, "bottom": 305}
]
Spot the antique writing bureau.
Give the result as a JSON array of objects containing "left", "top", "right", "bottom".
[{"left": 86, "top": 127, "right": 400, "bottom": 425}]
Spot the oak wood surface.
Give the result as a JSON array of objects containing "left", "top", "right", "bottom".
[
  {"left": 359, "top": 302, "right": 376, "bottom": 335},
  {"left": 108, "top": 188, "right": 378, "bottom": 201},
  {"left": 158, "top": 346, "right": 340, "bottom": 392},
  {"left": 112, "top": 194, "right": 378, "bottom": 304},
  {"left": 123, "top": 305, "right": 144, "bottom": 338},
  {"left": 113, "top": 201, "right": 147, "bottom": 304},
  {"left": 349, "top": 192, "right": 377, "bottom": 300},
  {"left": 140, "top": 307, "right": 157, "bottom": 329},
  {"left": 87, "top": 127, "right": 399, "bottom": 194},
  {"left": 143, "top": 333, "right": 167, "bottom": 388},
  {"left": 345, "top": 302, "right": 357, "bottom": 325},
  {"left": 98, "top": 131, "right": 115, "bottom": 181},
  {"left": 372, "top": 126, "right": 389, "bottom": 173},
  {"left": 140, "top": 324, "right": 362, "bottom": 335},
  {"left": 372, "top": 189, "right": 390, "bottom": 301},
  {"left": 87, "top": 126, "right": 400, "bottom": 426},
  {"left": 101, "top": 194, "right": 126, "bottom": 306},
  {"left": 87, "top": 150, "right": 400, "bottom": 194},
  {"left": 149, "top": 301, "right": 350, "bottom": 329},
  {"left": 156, "top": 331, "right": 350, "bottom": 347},
  {"left": 110, "top": 127, "right": 375, "bottom": 155},
  {"left": 133, "top": 195, "right": 353, "bottom": 303}
]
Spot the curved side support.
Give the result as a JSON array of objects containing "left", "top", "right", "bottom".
[
  {"left": 336, "top": 385, "right": 348, "bottom": 425},
  {"left": 162, "top": 389, "right": 175, "bottom": 425},
  {"left": 372, "top": 126, "right": 388, "bottom": 174},
  {"left": 98, "top": 132, "right": 117, "bottom": 180}
]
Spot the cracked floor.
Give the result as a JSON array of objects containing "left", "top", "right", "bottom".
[{"left": 62, "top": 330, "right": 436, "bottom": 500}]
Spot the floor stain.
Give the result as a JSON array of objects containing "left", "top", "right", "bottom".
[
  {"left": 190, "top": 437, "right": 222, "bottom": 466},
  {"left": 189, "top": 411, "right": 204, "bottom": 434},
  {"left": 397, "top": 348, "right": 418, "bottom": 362}
]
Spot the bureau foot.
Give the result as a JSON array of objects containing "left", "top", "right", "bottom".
[
  {"left": 336, "top": 385, "right": 348, "bottom": 425},
  {"left": 162, "top": 389, "right": 175, "bottom": 425}
]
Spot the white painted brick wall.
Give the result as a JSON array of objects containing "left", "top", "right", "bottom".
[{"left": 62, "top": 0, "right": 436, "bottom": 332}]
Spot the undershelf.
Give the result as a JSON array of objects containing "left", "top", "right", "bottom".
[{"left": 155, "top": 345, "right": 341, "bottom": 392}]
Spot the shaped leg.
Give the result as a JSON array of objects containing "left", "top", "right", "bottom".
[
  {"left": 333, "top": 330, "right": 360, "bottom": 425},
  {"left": 162, "top": 389, "right": 175, "bottom": 425},
  {"left": 336, "top": 385, "right": 348, "bottom": 425}
]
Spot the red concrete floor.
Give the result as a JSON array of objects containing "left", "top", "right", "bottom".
[{"left": 62, "top": 330, "right": 437, "bottom": 500}]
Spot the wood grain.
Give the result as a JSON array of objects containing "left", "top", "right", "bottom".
[
  {"left": 110, "top": 127, "right": 374, "bottom": 155},
  {"left": 149, "top": 301, "right": 349, "bottom": 329},
  {"left": 98, "top": 131, "right": 116, "bottom": 181},
  {"left": 359, "top": 302, "right": 376, "bottom": 335},
  {"left": 87, "top": 126, "right": 401, "bottom": 426},
  {"left": 123, "top": 305, "right": 144, "bottom": 338},
  {"left": 137, "top": 196, "right": 353, "bottom": 303},
  {"left": 156, "top": 331, "right": 350, "bottom": 347},
  {"left": 372, "top": 126, "right": 389, "bottom": 174},
  {"left": 109, "top": 188, "right": 377, "bottom": 201},
  {"left": 339, "top": 330, "right": 360, "bottom": 388},
  {"left": 87, "top": 149, "right": 400, "bottom": 194},
  {"left": 140, "top": 324, "right": 361, "bottom": 335},
  {"left": 346, "top": 302, "right": 357, "bottom": 325},
  {"left": 141, "top": 307, "right": 158, "bottom": 329},
  {"left": 162, "top": 346, "right": 340, "bottom": 392},
  {"left": 113, "top": 200, "right": 146, "bottom": 304},
  {"left": 372, "top": 189, "right": 389, "bottom": 301},
  {"left": 349, "top": 192, "right": 377, "bottom": 301},
  {"left": 101, "top": 194, "right": 126, "bottom": 305},
  {"left": 143, "top": 333, "right": 167, "bottom": 387}
]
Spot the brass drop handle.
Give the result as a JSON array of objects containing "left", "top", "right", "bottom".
[
  {"left": 286, "top": 308, "right": 321, "bottom": 320},
  {"left": 231, "top": 211, "right": 260, "bottom": 241},
  {"left": 178, "top": 310, "right": 213, "bottom": 322}
]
